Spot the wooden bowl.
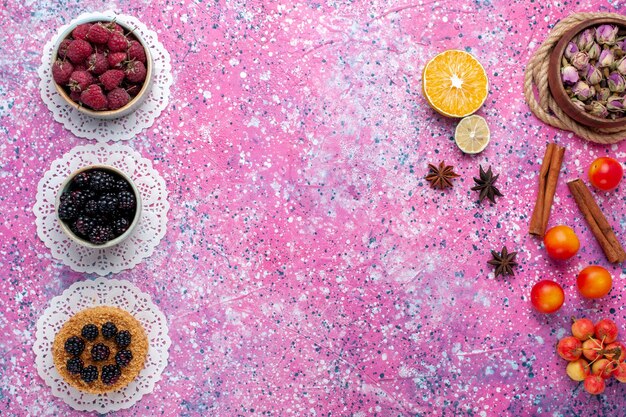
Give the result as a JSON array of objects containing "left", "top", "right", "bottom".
[
  {"left": 548, "top": 17, "right": 626, "bottom": 129},
  {"left": 56, "top": 165, "right": 142, "bottom": 249},
  {"left": 52, "top": 15, "right": 153, "bottom": 119}
]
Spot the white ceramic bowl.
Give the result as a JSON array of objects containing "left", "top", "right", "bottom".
[
  {"left": 52, "top": 15, "right": 153, "bottom": 119},
  {"left": 56, "top": 165, "right": 142, "bottom": 248}
]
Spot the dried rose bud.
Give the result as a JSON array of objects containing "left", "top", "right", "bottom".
[
  {"left": 595, "top": 25, "right": 619, "bottom": 46},
  {"left": 584, "top": 64, "right": 603, "bottom": 85},
  {"left": 615, "top": 56, "right": 626, "bottom": 75},
  {"left": 587, "top": 43, "right": 601, "bottom": 60},
  {"left": 571, "top": 52, "right": 590, "bottom": 70},
  {"left": 608, "top": 72, "right": 626, "bottom": 92},
  {"left": 598, "top": 48, "right": 614, "bottom": 68},
  {"left": 572, "top": 81, "right": 594, "bottom": 100},
  {"left": 586, "top": 101, "right": 609, "bottom": 117},
  {"left": 561, "top": 65, "right": 580, "bottom": 85},
  {"left": 564, "top": 42, "right": 579, "bottom": 60},
  {"left": 570, "top": 98, "right": 586, "bottom": 111},
  {"left": 596, "top": 87, "right": 611, "bottom": 102},
  {"left": 606, "top": 95, "right": 625, "bottom": 112},
  {"left": 577, "top": 29, "right": 595, "bottom": 51}
]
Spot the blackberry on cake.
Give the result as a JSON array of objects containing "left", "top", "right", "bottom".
[{"left": 64, "top": 336, "right": 85, "bottom": 356}]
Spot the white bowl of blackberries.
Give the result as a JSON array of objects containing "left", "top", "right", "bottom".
[{"left": 56, "top": 166, "right": 142, "bottom": 248}]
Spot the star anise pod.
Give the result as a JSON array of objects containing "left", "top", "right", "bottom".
[
  {"left": 487, "top": 246, "right": 518, "bottom": 277},
  {"left": 425, "top": 161, "right": 460, "bottom": 190},
  {"left": 471, "top": 165, "right": 503, "bottom": 203}
]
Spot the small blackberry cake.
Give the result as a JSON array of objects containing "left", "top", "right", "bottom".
[{"left": 52, "top": 306, "right": 148, "bottom": 393}]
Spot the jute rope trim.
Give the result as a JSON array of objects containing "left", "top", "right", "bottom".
[{"left": 524, "top": 12, "right": 626, "bottom": 144}]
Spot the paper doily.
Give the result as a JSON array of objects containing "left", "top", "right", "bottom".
[
  {"left": 38, "top": 11, "right": 172, "bottom": 141},
  {"left": 34, "top": 278, "right": 170, "bottom": 412},
  {"left": 34, "top": 143, "right": 169, "bottom": 275}
]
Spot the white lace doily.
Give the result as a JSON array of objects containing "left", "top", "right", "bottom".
[
  {"left": 38, "top": 11, "right": 172, "bottom": 141},
  {"left": 33, "top": 143, "right": 169, "bottom": 275},
  {"left": 33, "top": 278, "right": 171, "bottom": 412}
]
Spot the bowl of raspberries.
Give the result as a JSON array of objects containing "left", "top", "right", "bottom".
[
  {"left": 56, "top": 166, "right": 142, "bottom": 247},
  {"left": 51, "top": 16, "right": 152, "bottom": 119}
]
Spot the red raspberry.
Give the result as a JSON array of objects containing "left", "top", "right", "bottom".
[
  {"left": 125, "top": 84, "right": 141, "bottom": 97},
  {"left": 99, "top": 69, "right": 125, "bottom": 91},
  {"left": 127, "top": 41, "right": 146, "bottom": 63},
  {"left": 125, "top": 61, "right": 147, "bottom": 83},
  {"left": 107, "top": 32, "right": 129, "bottom": 52},
  {"left": 68, "top": 70, "right": 95, "bottom": 92},
  {"left": 70, "top": 90, "right": 81, "bottom": 102},
  {"left": 66, "top": 39, "right": 93, "bottom": 64},
  {"left": 107, "top": 52, "right": 127, "bottom": 68},
  {"left": 87, "top": 53, "right": 109, "bottom": 75},
  {"left": 107, "top": 88, "right": 131, "bottom": 110},
  {"left": 52, "top": 60, "right": 74, "bottom": 85},
  {"left": 85, "top": 23, "right": 111, "bottom": 44},
  {"left": 73, "top": 63, "right": 88, "bottom": 72},
  {"left": 80, "top": 84, "right": 108, "bottom": 110},
  {"left": 72, "top": 23, "right": 92, "bottom": 40},
  {"left": 57, "top": 39, "right": 72, "bottom": 59},
  {"left": 107, "top": 22, "right": 125, "bottom": 34}
]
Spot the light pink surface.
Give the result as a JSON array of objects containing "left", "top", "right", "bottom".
[{"left": 2, "top": 0, "right": 626, "bottom": 415}]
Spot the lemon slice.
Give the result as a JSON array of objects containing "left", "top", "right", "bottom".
[
  {"left": 454, "top": 115, "right": 490, "bottom": 154},
  {"left": 422, "top": 50, "right": 489, "bottom": 118}
]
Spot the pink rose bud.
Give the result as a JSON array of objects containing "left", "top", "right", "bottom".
[
  {"left": 586, "top": 101, "right": 609, "bottom": 117},
  {"left": 587, "top": 43, "right": 601, "bottom": 60},
  {"left": 606, "top": 95, "right": 625, "bottom": 112},
  {"left": 595, "top": 25, "right": 619, "bottom": 46},
  {"left": 615, "top": 57, "right": 626, "bottom": 75},
  {"left": 584, "top": 65, "right": 603, "bottom": 85},
  {"left": 571, "top": 51, "right": 589, "bottom": 70},
  {"left": 577, "top": 29, "right": 595, "bottom": 51},
  {"left": 564, "top": 42, "right": 579, "bottom": 60},
  {"left": 608, "top": 72, "right": 626, "bottom": 93},
  {"left": 598, "top": 48, "right": 614, "bottom": 68},
  {"left": 596, "top": 87, "right": 611, "bottom": 102},
  {"left": 572, "top": 81, "right": 594, "bottom": 100},
  {"left": 561, "top": 65, "right": 580, "bottom": 85}
]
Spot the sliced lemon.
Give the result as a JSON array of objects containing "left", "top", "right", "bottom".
[
  {"left": 454, "top": 115, "right": 490, "bottom": 154},
  {"left": 422, "top": 50, "right": 489, "bottom": 118}
]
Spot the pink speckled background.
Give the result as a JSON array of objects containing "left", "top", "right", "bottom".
[{"left": 2, "top": 0, "right": 626, "bottom": 415}]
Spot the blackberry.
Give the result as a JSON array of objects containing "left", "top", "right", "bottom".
[
  {"left": 85, "top": 200, "right": 99, "bottom": 215},
  {"left": 66, "top": 357, "right": 84, "bottom": 374},
  {"left": 58, "top": 200, "right": 79, "bottom": 220},
  {"left": 112, "top": 217, "right": 130, "bottom": 235},
  {"left": 81, "top": 323, "right": 99, "bottom": 341},
  {"left": 73, "top": 172, "right": 91, "bottom": 189},
  {"left": 88, "top": 225, "right": 113, "bottom": 244},
  {"left": 69, "top": 190, "right": 95, "bottom": 207},
  {"left": 114, "top": 178, "right": 130, "bottom": 191},
  {"left": 80, "top": 365, "right": 98, "bottom": 383},
  {"left": 64, "top": 336, "right": 85, "bottom": 356},
  {"left": 73, "top": 216, "right": 99, "bottom": 237},
  {"left": 101, "top": 322, "right": 118, "bottom": 339},
  {"left": 97, "top": 194, "right": 119, "bottom": 216},
  {"left": 117, "top": 191, "right": 136, "bottom": 212},
  {"left": 91, "top": 343, "right": 110, "bottom": 361},
  {"left": 101, "top": 364, "right": 121, "bottom": 385},
  {"left": 115, "top": 330, "right": 131, "bottom": 348},
  {"left": 60, "top": 191, "right": 72, "bottom": 203},
  {"left": 115, "top": 349, "right": 133, "bottom": 367},
  {"left": 89, "top": 170, "right": 116, "bottom": 192}
]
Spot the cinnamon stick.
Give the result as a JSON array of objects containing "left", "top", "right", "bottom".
[
  {"left": 529, "top": 143, "right": 565, "bottom": 236},
  {"left": 567, "top": 179, "right": 626, "bottom": 264}
]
